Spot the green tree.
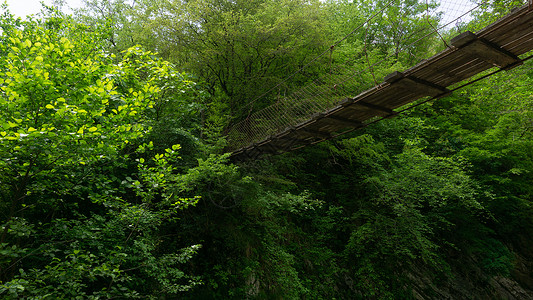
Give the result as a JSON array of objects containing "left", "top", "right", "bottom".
[
  {"left": 75, "top": 0, "right": 329, "bottom": 121},
  {"left": 0, "top": 11, "right": 201, "bottom": 298}
]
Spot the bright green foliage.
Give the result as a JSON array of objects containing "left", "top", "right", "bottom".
[
  {"left": 470, "top": 0, "right": 527, "bottom": 29},
  {"left": 0, "top": 12, "right": 201, "bottom": 298},
  {"left": 422, "top": 62, "right": 533, "bottom": 249}
]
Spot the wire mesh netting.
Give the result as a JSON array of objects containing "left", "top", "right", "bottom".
[{"left": 226, "top": 0, "right": 528, "bottom": 152}]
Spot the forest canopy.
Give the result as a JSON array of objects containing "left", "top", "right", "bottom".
[{"left": 1, "top": 0, "right": 532, "bottom": 298}]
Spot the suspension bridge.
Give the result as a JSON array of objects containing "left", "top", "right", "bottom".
[{"left": 227, "top": 1, "right": 533, "bottom": 161}]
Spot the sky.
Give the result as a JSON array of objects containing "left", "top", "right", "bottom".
[{"left": 3, "top": 0, "right": 84, "bottom": 18}]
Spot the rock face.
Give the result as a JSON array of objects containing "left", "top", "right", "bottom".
[
  {"left": 490, "top": 275, "right": 533, "bottom": 300},
  {"left": 408, "top": 250, "right": 533, "bottom": 300}
]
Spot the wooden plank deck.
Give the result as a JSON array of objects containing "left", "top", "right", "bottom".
[{"left": 229, "top": 4, "right": 533, "bottom": 161}]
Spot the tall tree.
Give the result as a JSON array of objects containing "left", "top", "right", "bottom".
[{"left": 75, "top": 0, "right": 329, "bottom": 121}]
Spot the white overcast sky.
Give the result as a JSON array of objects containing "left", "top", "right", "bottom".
[{"left": 3, "top": 0, "right": 84, "bottom": 18}]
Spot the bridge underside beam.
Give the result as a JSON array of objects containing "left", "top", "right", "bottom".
[
  {"left": 451, "top": 31, "right": 523, "bottom": 70},
  {"left": 348, "top": 100, "right": 396, "bottom": 117}
]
